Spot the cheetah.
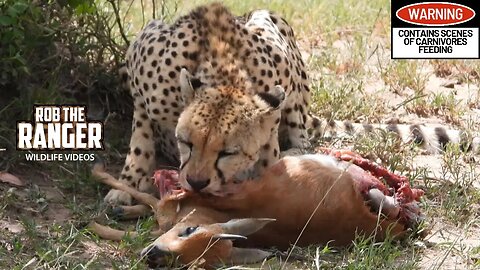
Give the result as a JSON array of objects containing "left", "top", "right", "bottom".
[
  {"left": 105, "top": 3, "right": 479, "bottom": 204},
  {"left": 105, "top": 3, "right": 309, "bottom": 203}
]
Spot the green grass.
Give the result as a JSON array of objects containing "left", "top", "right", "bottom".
[
  {"left": 405, "top": 92, "right": 465, "bottom": 125},
  {"left": 430, "top": 145, "right": 480, "bottom": 224},
  {"left": 310, "top": 78, "right": 385, "bottom": 122},
  {"left": 381, "top": 60, "right": 430, "bottom": 95},
  {"left": 119, "top": 0, "right": 390, "bottom": 38}
]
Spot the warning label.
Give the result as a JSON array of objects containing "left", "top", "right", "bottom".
[{"left": 392, "top": 1, "right": 480, "bottom": 59}]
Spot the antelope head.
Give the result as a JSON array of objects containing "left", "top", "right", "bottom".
[{"left": 140, "top": 218, "right": 275, "bottom": 268}]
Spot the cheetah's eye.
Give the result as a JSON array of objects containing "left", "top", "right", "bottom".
[
  {"left": 178, "top": 226, "right": 198, "bottom": 237},
  {"left": 190, "top": 78, "right": 204, "bottom": 89},
  {"left": 218, "top": 150, "right": 239, "bottom": 158},
  {"left": 177, "top": 138, "right": 193, "bottom": 149}
]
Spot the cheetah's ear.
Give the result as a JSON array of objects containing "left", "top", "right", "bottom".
[
  {"left": 180, "top": 68, "right": 203, "bottom": 105},
  {"left": 254, "top": 85, "right": 286, "bottom": 112}
]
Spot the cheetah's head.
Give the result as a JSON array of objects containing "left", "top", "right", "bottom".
[{"left": 175, "top": 69, "right": 285, "bottom": 195}]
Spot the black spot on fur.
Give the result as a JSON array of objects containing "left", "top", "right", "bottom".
[
  {"left": 386, "top": 124, "right": 399, "bottom": 134},
  {"left": 273, "top": 54, "right": 282, "bottom": 63},
  {"left": 147, "top": 47, "right": 154, "bottom": 55},
  {"left": 270, "top": 15, "right": 278, "bottom": 24},
  {"left": 435, "top": 127, "right": 450, "bottom": 150},
  {"left": 328, "top": 120, "right": 335, "bottom": 128},
  {"left": 410, "top": 125, "right": 425, "bottom": 145},
  {"left": 363, "top": 124, "right": 373, "bottom": 132},
  {"left": 301, "top": 71, "right": 307, "bottom": 79},
  {"left": 344, "top": 121, "right": 354, "bottom": 133},
  {"left": 459, "top": 131, "right": 473, "bottom": 152},
  {"left": 257, "top": 92, "right": 281, "bottom": 108}
]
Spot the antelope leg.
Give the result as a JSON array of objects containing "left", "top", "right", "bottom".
[
  {"left": 88, "top": 221, "right": 164, "bottom": 241},
  {"left": 111, "top": 204, "right": 153, "bottom": 219},
  {"left": 92, "top": 162, "right": 158, "bottom": 207},
  {"left": 88, "top": 221, "right": 138, "bottom": 241}
]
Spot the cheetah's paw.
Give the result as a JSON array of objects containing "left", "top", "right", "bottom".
[{"left": 104, "top": 189, "right": 133, "bottom": 205}]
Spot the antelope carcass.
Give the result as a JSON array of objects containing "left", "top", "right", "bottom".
[{"left": 90, "top": 150, "right": 424, "bottom": 268}]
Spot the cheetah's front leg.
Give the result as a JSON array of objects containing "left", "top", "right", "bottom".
[
  {"left": 104, "top": 93, "right": 156, "bottom": 205},
  {"left": 279, "top": 100, "right": 310, "bottom": 157}
]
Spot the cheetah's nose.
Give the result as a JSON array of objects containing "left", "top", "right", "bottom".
[{"left": 186, "top": 176, "right": 210, "bottom": 192}]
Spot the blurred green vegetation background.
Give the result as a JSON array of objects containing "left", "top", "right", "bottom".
[{"left": 0, "top": 0, "right": 389, "bottom": 165}]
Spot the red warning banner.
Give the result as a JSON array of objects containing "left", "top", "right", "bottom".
[
  {"left": 392, "top": 1, "right": 480, "bottom": 59},
  {"left": 396, "top": 2, "right": 475, "bottom": 26}
]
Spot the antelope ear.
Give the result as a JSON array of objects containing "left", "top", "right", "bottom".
[
  {"left": 219, "top": 218, "right": 275, "bottom": 236},
  {"left": 212, "top": 233, "right": 247, "bottom": 241},
  {"left": 179, "top": 68, "right": 203, "bottom": 105},
  {"left": 253, "top": 85, "right": 286, "bottom": 112},
  {"left": 227, "top": 247, "right": 272, "bottom": 264}
]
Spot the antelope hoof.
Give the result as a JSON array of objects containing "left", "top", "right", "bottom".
[{"left": 110, "top": 206, "right": 125, "bottom": 217}]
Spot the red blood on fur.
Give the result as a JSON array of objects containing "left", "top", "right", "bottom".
[
  {"left": 320, "top": 148, "right": 425, "bottom": 225},
  {"left": 320, "top": 148, "right": 424, "bottom": 201},
  {"left": 153, "top": 170, "right": 181, "bottom": 197}
]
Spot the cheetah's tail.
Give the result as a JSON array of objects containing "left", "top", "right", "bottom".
[{"left": 305, "top": 113, "right": 480, "bottom": 154}]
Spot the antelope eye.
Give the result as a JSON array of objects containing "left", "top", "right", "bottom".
[{"left": 179, "top": 226, "right": 198, "bottom": 237}]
